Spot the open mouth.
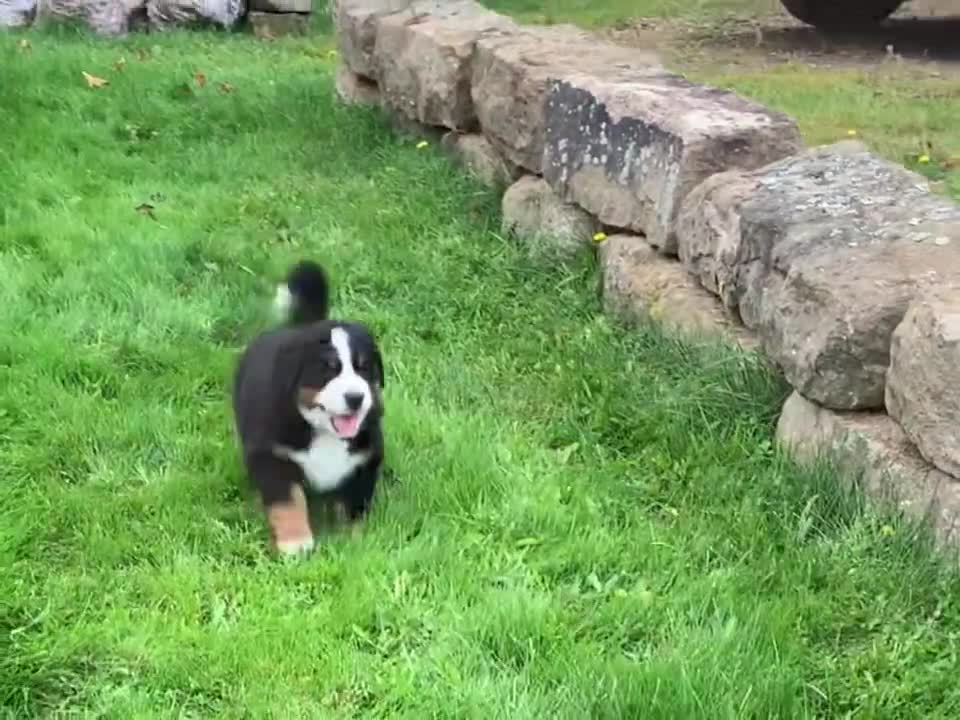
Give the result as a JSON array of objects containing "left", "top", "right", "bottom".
[{"left": 331, "top": 413, "right": 361, "bottom": 439}]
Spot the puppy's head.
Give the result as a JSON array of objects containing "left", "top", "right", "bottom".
[{"left": 275, "top": 323, "right": 384, "bottom": 440}]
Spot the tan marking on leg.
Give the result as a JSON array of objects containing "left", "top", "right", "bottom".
[{"left": 267, "top": 484, "right": 314, "bottom": 556}]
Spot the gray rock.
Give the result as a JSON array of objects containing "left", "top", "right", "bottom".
[
  {"left": 599, "top": 234, "right": 757, "bottom": 349},
  {"left": 471, "top": 25, "right": 661, "bottom": 174},
  {"left": 886, "top": 287, "right": 960, "bottom": 479},
  {"left": 249, "top": 10, "right": 310, "bottom": 37},
  {"left": 334, "top": 63, "right": 381, "bottom": 107},
  {"left": 334, "top": 0, "right": 412, "bottom": 79},
  {"left": 147, "top": 0, "right": 244, "bottom": 30},
  {"left": 373, "top": 0, "right": 516, "bottom": 130},
  {"left": 441, "top": 131, "right": 521, "bottom": 188},
  {"left": 36, "top": 0, "right": 146, "bottom": 34},
  {"left": 249, "top": 0, "right": 309, "bottom": 11},
  {"left": 0, "top": 0, "right": 36, "bottom": 27},
  {"left": 677, "top": 141, "right": 960, "bottom": 410},
  {"left": 777, "top": 391, "right": 960, "bottom": 549},
  {"left": 501, "top": 175, "right": 597, "bottom": 260},
  {"left": 542, "top": 71, "right": 802, "bottom": 254},
  {"left": 676, "top": 166, "right": 761, "bottom": 309}
]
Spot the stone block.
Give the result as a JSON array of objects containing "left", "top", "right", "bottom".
[
  {"left": 501, "top": 175, "right": 597, "bottom": 260},
  {"left": 886, "top": 287, "right": 960, "bottom": 479},
  {"left": 334, "top": 63, "right": 381, "bottom": 106},
  {"left": 373, "top": 0, "right": 516, "bottom": 130},
  {"left": 249, "top": 10, "right": 310, "bottom": 37},
  {"left": 677, "top": 141, "right": 960, "bottom": 411},
  {"left": 440, "top": 131, "right": 521, "bottom": 188},
  {"left": 471, "top": 24, "right": 661, "bottom": 174},
  {"left": 777, "top": 391, "right": 960, "bottom": 548},
  {"left": 542, "top": 71, "right": 801, "bottom": 254},
  {"left": 599, "top": 234, "right": 757, "bottom": 349},
  {"left": 249, "top": 0, "right": 310, "bottom": 11},
  {"left": 334, "top": 0, "right": 412, "bottom": 78}
]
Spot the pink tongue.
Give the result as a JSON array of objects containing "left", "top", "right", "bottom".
[{"left": 332, "top": 413, "right": 360, "bottom": 438}]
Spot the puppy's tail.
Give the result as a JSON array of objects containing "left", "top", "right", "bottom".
[{"left": 273, "top": 260, "right": 330, "bottom": 326}]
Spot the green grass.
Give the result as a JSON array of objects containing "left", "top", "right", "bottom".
[{"left": 4, "top": 17, "right": 960, "bottom": 719}]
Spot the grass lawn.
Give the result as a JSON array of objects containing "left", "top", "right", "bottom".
[{"left": 4, "top": 11, "right": 960, "bottom": 720}]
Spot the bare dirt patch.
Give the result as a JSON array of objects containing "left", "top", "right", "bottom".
[{"left": 603, "top": 0, "right": 960, "bottom": 77}]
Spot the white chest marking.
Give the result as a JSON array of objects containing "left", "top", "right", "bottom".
[{"left": 276, "top": 436, "right": 368, "bottom": 493}]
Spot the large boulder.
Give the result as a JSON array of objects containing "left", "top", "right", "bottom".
[
  {"left": 677, "top": 141, "right": 960, "bottom": 411},
  {"left": 373, "top": 0, "right": 516, "bottom": 130},
  {"left": 146, "top": 0, "right": 244, "bottom": 29},
  {"left": 599, "top": 234, "right": 757, "bottom": 349},
  {"left": 886, "top": 288, "right": 960, "bottom": 479},
  {"left": 0, "top": 0, "right": 36, "bottom": 27},
  {"left": 777, "top": 391, "right": 960, "bottom": 548},
  {"left": 501, "top": 175, "right": 597, "bottom": 260},
  {"left": 471, "top": 25, "right": 661, "bottom": 174},
  {"left": 542, "top": 71, "right": 802, "bottom": 254},
  {"left": 35, "top": 0, "right": 146, "bottom": 34},
  {"left": 334, "top": 0, "right": 412, "bottom": 79}
]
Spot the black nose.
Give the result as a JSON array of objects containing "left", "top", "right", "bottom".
[{"left": 344, "top": 392, "right": 364, "bottom": 412}]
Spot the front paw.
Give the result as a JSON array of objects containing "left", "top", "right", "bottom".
[
  {"left": 276, "top": 533, "right": 316, "bottom": 557},
  {"left": 267, "top": 484, "right": 314, "bottom": 558}
]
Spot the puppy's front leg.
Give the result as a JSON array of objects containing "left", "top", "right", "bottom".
[{"left": 247, "top": 451, "right": 314, "bottom": 556}]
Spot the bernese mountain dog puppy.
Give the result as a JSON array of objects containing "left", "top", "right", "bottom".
[{"left": 232, "top": 260, "right": 385, "bottom": 557}]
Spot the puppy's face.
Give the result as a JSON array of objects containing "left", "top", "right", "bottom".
[{"left": 285, "top": 325, "right": 384, "bottom": 440}]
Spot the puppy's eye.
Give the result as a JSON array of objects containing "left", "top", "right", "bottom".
[
  {"left": 354, "top": 356, "right": 368, "bottom": 371},
  {"left": 326, "top": 358, "right": 341, "bottom": 372}
]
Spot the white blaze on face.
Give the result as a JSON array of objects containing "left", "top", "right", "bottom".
[{"left": 298, "top": 327, "right": 373, "bottom": 439}]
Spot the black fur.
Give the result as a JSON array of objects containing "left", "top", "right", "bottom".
[{"left": 232, "top": 261, "right": 385, "bottom": 534}]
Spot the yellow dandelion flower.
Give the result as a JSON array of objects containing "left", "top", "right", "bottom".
[
  {"left": 918, "top": 154, "right": 931, "bottom": 164},
  {"left": 592, "top": 231, "right": 608, "bottom": 242},
  {"left": 847, "top": 129, "right": 858, "bottom": 137},
  {"left": 881, "top": 524, "right": 895, "bottom": 537},
  {"left": 416, "top": 140, "right": 429, "bottom": 150}
]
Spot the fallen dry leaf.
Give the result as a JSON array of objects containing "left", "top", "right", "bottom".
[
  {"left": 135, "top": 203, "right": 157, "bottom": 220},
  {"left": 82, "top": 71, "right": 108, "bottom": 89},
  {"left": 194, "top": 71, "right": 206, "bottom": 88},
  {"left": 218, "top": 82, "right": 234, "bottom": 94},
  {"left": 942, "top": 157, "right": 960, "bottom": 170},
  {"left": 135, "top": 48, "right": 151, "bottom": 62},
  {"left": 114, "top": 58, "right": 127, "bottom": 73}
]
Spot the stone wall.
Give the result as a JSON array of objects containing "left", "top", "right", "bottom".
[{"left": 332, "top": 0, "right": 960, "bottom": 548}]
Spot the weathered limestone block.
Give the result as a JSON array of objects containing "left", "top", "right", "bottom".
[
  {"left": 0, "top": 0, "right": 36, "bottom": 27},
  {"left": 334, "top": 64, "right": 381, "bottom": 107},
  {"left": 249, "top": 11, "right": 310, "bottom": 37},
  {"left": 501, "top": 175, "right": 597, "bottom": 259},
  {"left": 677, "top": 141, "right": 960, "bottom": 411},
  {"left": 777, "top": 391, "right": 960, "bottom": 547},
  {"left": 147, "top": 0, "right": 243, "bottom": 29},
  {"left": 886, "top": 288, "right": 960, "bottom": 479},
  {"left": 542, "top": 71, "right": 802, "bottom": 254},
  {"left": 599, "top": 234, "right": 757, "bottom": 349},
  {"left": 471, "top": 25, "right": 661, "bottom": 174},
  {"left": 36, "top": 0, "right": 146, "bottom": 34},
  {"left": 373, "top": 0, "right": 516, "bottom": 130},
  {"left": 441, "top": 131, "right": 520, "bottom": 188},
  {"left": 249, "top": 0, "right": 309, "bottom": 11},
  {"left": 334, "top": 0, "right": 412, "bottom": 78}
]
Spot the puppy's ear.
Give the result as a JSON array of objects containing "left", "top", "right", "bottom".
[
  {"left": 372, "top": 347, "right": 385, "bottom": 389},
  {"left": 272, "top": 343, "right": 304, "bottom": 409}
]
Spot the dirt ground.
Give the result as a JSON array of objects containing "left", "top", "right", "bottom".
[{"left": 604, "top": 0, "right": 960, "bottom": 77}]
